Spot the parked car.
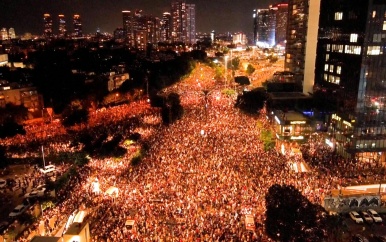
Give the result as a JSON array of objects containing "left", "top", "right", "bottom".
[
  {"left": 24, "top": 189, "right": 46, "bottom": 199},
  {"left": 352, "top": 234, "right": 369, "bottom": 242},
  {"left": 373, "top": 235, "right": 386, "bottom": 242},
  {"left": 349, "top": 211, "right": 364, "bottom": 224},
  {"left": 39, "top": 165, "right": 56, "bottom": 177},
  {"left": 32, "top": 185, "right": 47, "bottom": 194},
  {"left": 360, "top": 211, "right": 373, "bottom": 224},
  {"left": 367, "top": 209, "right": 382, "bottom": 223},
  {"left": 0, "top": 221, "right": 9, "bottom": 234},
  {"left": 9, "top": 204, "right": 29, "bottom": 218},
  {"left": 0, "top": 179, "right": 6, "bottom": 188}
]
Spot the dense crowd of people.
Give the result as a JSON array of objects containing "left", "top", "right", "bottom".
[{"left": 3, "top": 70, "right": 385, "bottom": 241}]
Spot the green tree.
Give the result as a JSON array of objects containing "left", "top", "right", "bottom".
[
  {"left": 260, "top": 129, "right": 275, "bottom": 151},
  {"left": 0, "top": 103, "right": 28, "bottom": 124},
  {"left": 265, "top": 184, "right": 327, "bottom": 242},
  {"left": 61, "top": 100, "right": 89, "bottom": 127},
  {"left": 246, "top": 64, "right": 256, "bottom": 75},
  {"left": 161, "top": 92, "right": 184, "bottom": 125},
  {"left": 231, "top": 57, "right": 240, "bottom": 70}
]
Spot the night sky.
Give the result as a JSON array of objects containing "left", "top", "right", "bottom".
[{"left": 0, "top": 0, "right": 281, "bottom": 36}]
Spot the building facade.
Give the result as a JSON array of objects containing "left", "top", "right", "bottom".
[
  {"left": 171, "top": 0, "right": 187, "bottom": 43},
  {"left": 122, "top": 10, "right": 134, "bottom": 45},
  {"left": 316, "top": 0, "right": 386, "bottom": 162},
  {"left": 186, "top": 4, "right": 196, "bottom": 44},
  {"left": 272, "top": 3, "right": 288, "bottom": 45},
  {"left": 0, "top": 28, "right": 8, "bottom": 40},
  {"left": 58, "top": 14, "right": 67, "bottom": 38},
  {"left": 161, "top": 12, "right": 171, "bottom": 42},
  {"left": 285, "top": 0, "right": 320, "bottom": 94},
  {"left": 8, "top": 28, "right": 16, "bottom": 39},
  {"left": 255, "top": 9, "right": 272, "bottom": 45},
  {"left": 73, "top": 14, "right": 83, "bottom": 37},
  {"left": 43, "top": 13, "right": 53, "bottom": 38}
]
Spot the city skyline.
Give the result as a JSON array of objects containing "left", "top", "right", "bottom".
[{"left": 0, "top": 0, "right": 280, "bottom": 35}]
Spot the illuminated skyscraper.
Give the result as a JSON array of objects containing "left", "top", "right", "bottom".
[
  {"left": 271, "top": 3, "right": 288, "bottom": 45},
  {"left": 285, "top": 0, "right": 320, "bottom": 92},
  {"left": 171, "top": 0, "right": 187, "bottom": 43},
  {"left": 8, "top": 28, "right": 15, "bottom": 39},
  {"left": 186, "top": 4, "right": 196, "bottom": 44},
  {"left": 253, "top": 9, "right": 258, "bottom": 45},
  {"left": 161, "top": 12, "right": 171, "bottom": 42},
  {"left": 255, "top": 9, "right": 272, "bottom": 45},
  {"left": 58, "top": 14, "right": 67, "bottom": 38},
  {"left": 43, "top": 13, "right": 53, "bottom": 38},
  {"left": 73, "top": 14, "right": 83, "bottom": 37},
  {"left": 122, "top": 10, "right": 134, "bottom": 45},
  {"left": 0, "top": 28, "right": 8, "bottom": 40}
]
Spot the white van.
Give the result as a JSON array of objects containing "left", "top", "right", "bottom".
[{"left": 39, "top": 165, "right": 56, "bottom": 177}]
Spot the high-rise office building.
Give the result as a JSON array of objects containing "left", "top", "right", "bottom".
[
  {"left": 186, "top": 4, "right": 196, "bottom": 44},
  {"left": 73, "top": 14, "right": 83, "bottom": 37},
  {"left": 43, "top": 13, "right": 53, "bottom": 38},
  {"left": 161, "top": 12, "right": 171, "bottom": 42},
  {"left": 271, "top": 3, "right": 288, "bottom": 45},
  {"left": 114, "top": 27, "right": 125, "bottom": 41},
  {"left": 122, "top": 10, "right": 134, "bottom": 45},
  {"left": 255, "top": 9, "right": 275, "bottom": 46},
  {"left": 8, "top": 28, "right": 15, "bottom": 39},
  {"left": 58, "top": 14, "right": 67, "bottom": 38},
  {"left": 253, "top": 9, "right": 258, "bottom": 45},
  {"left": 122, "top": 9, "right": 160, "bottom": 49},
  {"left": 315, "top": 0, "right": 386, "bottom": 162},
  {"left": 171, "top": 0, "right": 187, "bottom": 43},
  {"left": 0, "top": 28, "right": 8, "bottom": 40},
  {"left": 233, "top": 32, "right": 247, "bottom": 45},
  {"left": 284, "top": 0, "right": 320, "bottom": 93}
]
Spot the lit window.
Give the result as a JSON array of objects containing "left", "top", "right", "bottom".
[
  {"left": 326, "top": 54, "right": 329, "bottom": 61},
  {"left": 335, "top": 12, "right": 343, "bottom": 20},
  {"left": 373, "top": 34, "right": 382, "bottom": 43},
  {"left": 329, "top": 65, "right": 334, "bottom": 72},
  {"left": 337, "top": 66, "right": 341, "bottom": 75},
  {"left": 383, "top": 21, "right": 386, "bottom": 30},
  {"left": 372, "top": 11, "right": 376, "bottom": 18},
  {"left": 367, "top": 46, "right": 381, "bottom": 55},
  {"left": 332, "top": 44, "right": 344, "bottom": 53},
  {"left": 350, "top": 33, "right": 358, "bottom": 43},
  {"left": 345, "top": 45, "right": 361, "bottom": 55},
  {"left": 326, "top": 44, "right": 331, "bottom": 51},
  {"left": 328, "top": 75, "right": 340, "bottom": 85},
  {"left": 335, "top": 76, "right": 340, "bottom": 85},
  {"left": 324, "top": 74, "right": 328, "bottom": 81},
  {"left": 324, "top": 64, "right": 329, "bottom": 71}
]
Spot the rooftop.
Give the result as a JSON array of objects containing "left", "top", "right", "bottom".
[
  {"left": 30, "top": 236, "right": 61, "bottom": 242},
  {"left": 269, "top": 92, "right": 310, "bottom": 99},
  {"left": 274, "top": 110, "right": 308, "bottom": 122}
]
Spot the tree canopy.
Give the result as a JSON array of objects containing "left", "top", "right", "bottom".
[
  {"left": 235, "top": 88, "right": 267, "bottom": 114},
  {"left": 61, "top": 100, "right": 89, "bottom": 127},
  {"left": 265, "top": 184, "right": 328, "bottom": 242}
]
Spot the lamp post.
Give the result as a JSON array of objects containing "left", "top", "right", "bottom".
[{"left": 224, "top": 55, "right": 229, "bottom": 87}]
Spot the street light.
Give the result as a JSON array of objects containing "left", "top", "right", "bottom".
[{"left": 224, "top": 55, "right": 229, "bottom": 87}]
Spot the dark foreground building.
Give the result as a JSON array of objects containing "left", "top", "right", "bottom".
[{"left": 315, "top": 0, "right": 386, "bottom": 162}]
